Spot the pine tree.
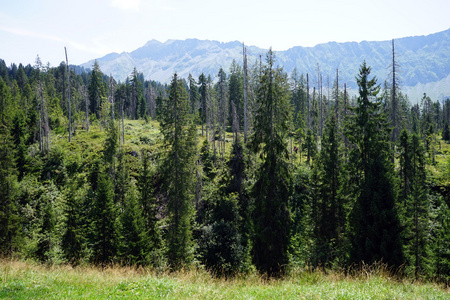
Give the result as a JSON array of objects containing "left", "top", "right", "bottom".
[
  {"left": 198, "top": 73, "right": 207, "bottom": 136},
  {"left": 119, "top": 189, "right": 148, "bottom": 265},
  {"left": 61, "top": 179, "right": 84, "bottom": 264},
  {"left": 217, "top": 68, "right": 227, "bottom": 160},
  {"left": 305, "top": 129, "right": 317, "bottom": 165},
  {"left": 88, "top": 60, "right": 105, "bottom": 118},
  {"left": 138, "top": 149, "right": 162, "bottom": 265},
  {"left": 312, "top": 115, "right": 345, "bottom": 267},
  {"left": 90, "top": 172, "right": 119, "bottom": 266},
  {"left": 250, "top": 49, "right": 292, "bottom": 276},
  {"left": 347, "top": 61, "right": 404, "bottom": 268},
  {"left": 130, "top": 68, "right": 145, "bottom": 119},
  {"left": 188, "top": 74, "right": 199, "bottom": 116},
  {"left": 229, "top": 61, "right": 243, "bottom": 131},
  {"left": 431, "top": 195, "right": 450, "bottom": 284},
  {"left": 442, "top": 121, "right": 450, "bottom": 141},
  {"left": 0, "top": 78, "right": 11, "bottom": 124},
  {"left": 399, "top": 132, "right": 430, "bottom": 278},
  {"left": 0, "top": 124, "right": 20, "bottom": 255},
  {"left": 199, "top": 190, "right": 244, "bottom": 277},
  {"left": 114, "top": 150, "right": 129, "bottom": 206},
  {"left": 161, "top": 73, "right": 196, "bottom": 269},
  {"left": 103, "top": 120, "right": 118, "bottom": 176}
]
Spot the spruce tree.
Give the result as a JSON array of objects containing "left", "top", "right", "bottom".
[
  {"left": 188, "top": 74, "right": 199, "bottom": 116},
  {"left": 88, "top": 60, "right": 105, "bottom": 118},
  {"left": 119, "top": 189, "right": 148, "bottom": 265},
  {"left": 90, "top": 172, "right": 119, "bottom": 266},
  {"left": 312, "top": 115, "right": 345, "bottom": 267},
  {"left": 138, "top": 149, "right": 162, "bottom": 265},
  {"left": 61, "top": 180, "right": 84, "bottom": 264},
  {"left": 347, "top": 61, "right": 404, "bottom": 268},
  {"left": 0, "top": 124, "right": 20, "bottom": 255},
  {"left": 250, "top": 49, "right": 292, "bottom": 276},
  {"left": 199, "top": 139, "right": 248, "bottom": 277},
  {"left": 442, "top": 121, "right": 450, "bottom": 141},
  {"left": 400, "top": 132, "right": 430, "bottom": 278},
  {"left": 161, "top": 73, "right": 196, "bottom": 269},
  {"left": 432, "top": 196, "right": 450, "bottom": 284}
]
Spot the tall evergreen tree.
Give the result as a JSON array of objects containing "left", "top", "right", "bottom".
[
  {"left": 250, "top": 49, "right": 292, "bottom": 276},
  {"left": 399, "top": 131, "right": 430, "bottom": 278},
  {"left": 90, "top": 171, "right": 119, "bottom": 266},
  {"left": 161, "top": 73, "right": 197, "bottom": 269},
  {"left": 312, "top": 115, "right": 345, "bottom": 267},
  {"left": 198, "top": 73, "right": 207, "bottom": 136},
  {"left": 0, "top": 124, "right": 20, "bottom": 255},
  {"left": 347, "top": 61, "right": 404, "bottom": 268},
  {"left": 61, "top": 179, "right": 85, "bottom": 265},
  {"left": 130, "top": 67, "right": 145, "bottom": 119},
  {"left": 119, "top": 189, "right": 148, "bottom": 265},
  {"left": 138, "top": 149, "right": 162, "bottom": 264},
  {"left": 88, "top": 60, "right": 105, "bottom": 118}
]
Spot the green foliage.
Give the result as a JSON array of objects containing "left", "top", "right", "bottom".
[
  {"left": 304, "top": 129, "right": 316, "bottom": 165},
  {"left": 250, "top": 50, "right": 292, "bottom": 276},
  {"left": 161, "top": 73, "right": 196, "bottom": 269},
  {"left": 0, "top": 54, "right": 450, "bottom": 283},
  {"left": 138, "top": 149, "right": 163, "bottom": 266},
  {"left": 119, "top": 189, "right": 148, "bottom": 265},
  {"left": 310, "top": 115, "right": 346, "bottom": 267},
  {"left": 442, "top": 122, "right": 450, "bottom": 141},
  {"left": 88, "top": 61, "right": 105, "bottom": 117},
  {"left": 89, "top": 171, "right": 119, "bottom": 266},
  {"left": 198, "top": 191, "right": 244, "bottom": 277},
  {"left": 103, "top": 120, "right": 118, "bottom": 170},
  {"left": 398, "top": 130, "right": 432, "bottom": 278},
  {"left": 114, "top": 149, "right": 129, "bottom": 206},
  {"left": 347, "top": 61, "right": 403, "bottom": 268},
  {"left": 430, "top": 196, "right": 450, "bottom": 284},
  {"left": 61, "top": 178, "right": 86, "bottom": 265},
  {"left": 0, "top": 124, "right": 20, "bottom": 255},
  {"left": 228, "top": 61, "right": 243, "bottom": 129},
  {"left": 290, "top": 164, "right": 312, "bottom": 266},
  {"left": 0, "top": 77, "right": 12, "bottom": 124}
]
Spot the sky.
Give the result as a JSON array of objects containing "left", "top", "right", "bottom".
[{"left": 1, "top": 0, "right": 449, "bottom": 67}]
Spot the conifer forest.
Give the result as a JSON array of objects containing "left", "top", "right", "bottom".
[{"left": 1, "top": 43, "right": 450, "bottom": 283}]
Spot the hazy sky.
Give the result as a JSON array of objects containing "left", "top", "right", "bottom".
[{"left": 1, "top": 0, "right": 449, "bottom": 67}]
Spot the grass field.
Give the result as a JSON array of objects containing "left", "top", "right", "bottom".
[{"left": 1, "top": 260, "right": 449, "bottom": 299}]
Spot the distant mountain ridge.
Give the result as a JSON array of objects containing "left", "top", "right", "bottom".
[{"left": 81, "top": 29, "right": 450, "bottom": 102}]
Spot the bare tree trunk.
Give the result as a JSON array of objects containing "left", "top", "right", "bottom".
[
  {"left": 121, "top": 98, "right": 125, "bottom": 145},
  {"left": 307, "top": 73, "right": 310, "bottom": 130},
  {"left": 65, "top": 47, "right": 71, "bottom": 142},
  {"left": 243, "top": 43, "right": 248, "bottom": 143},
  {"left": 335, "top": 68, "right": 339, "bottom": 122},
  {"left": 85, "top": 85, "right": 89, "bottom": 132},
  {"left": 110, "top": 75, "right": 115, "bottom": 121},
  {"left": 343, "top": 83, "right": 349, "bottom": 158},
  {"left": 319, "top": 70, "right": 323, "bottom": 137}
]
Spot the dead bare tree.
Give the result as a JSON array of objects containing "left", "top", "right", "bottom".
[
  {"left": 243, "top": 43, "right": 248, "bottom": 143},
  {"left": 64, "top": 47, "right": 71, "bottom": 142},
  {"left": 85, "top": 85, "right": 89, "bottom": 133}
]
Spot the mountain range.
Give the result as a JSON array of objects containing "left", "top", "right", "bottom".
[{"left": 81, "top": 29, "right": 450, "bottom": 103}]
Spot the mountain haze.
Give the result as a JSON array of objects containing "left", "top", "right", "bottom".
[{"left": 81, "top": 29, "right": 450, "bottom": 102}]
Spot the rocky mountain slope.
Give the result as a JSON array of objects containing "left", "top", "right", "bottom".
[{"left": 81, "top": 29, "right": 450, "bottom": 102}]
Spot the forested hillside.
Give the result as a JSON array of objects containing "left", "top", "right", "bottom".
[{"left": 0, "top": 45, "right": 449, "bottom": 282}]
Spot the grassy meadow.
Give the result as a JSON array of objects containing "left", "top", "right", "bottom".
[{"left": 1, "top": 259, "right": 449, "bottom": 299}]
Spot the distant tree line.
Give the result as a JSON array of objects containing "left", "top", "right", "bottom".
[{"left": 0, "top": 42, "right": 449, "bottom": 281}]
